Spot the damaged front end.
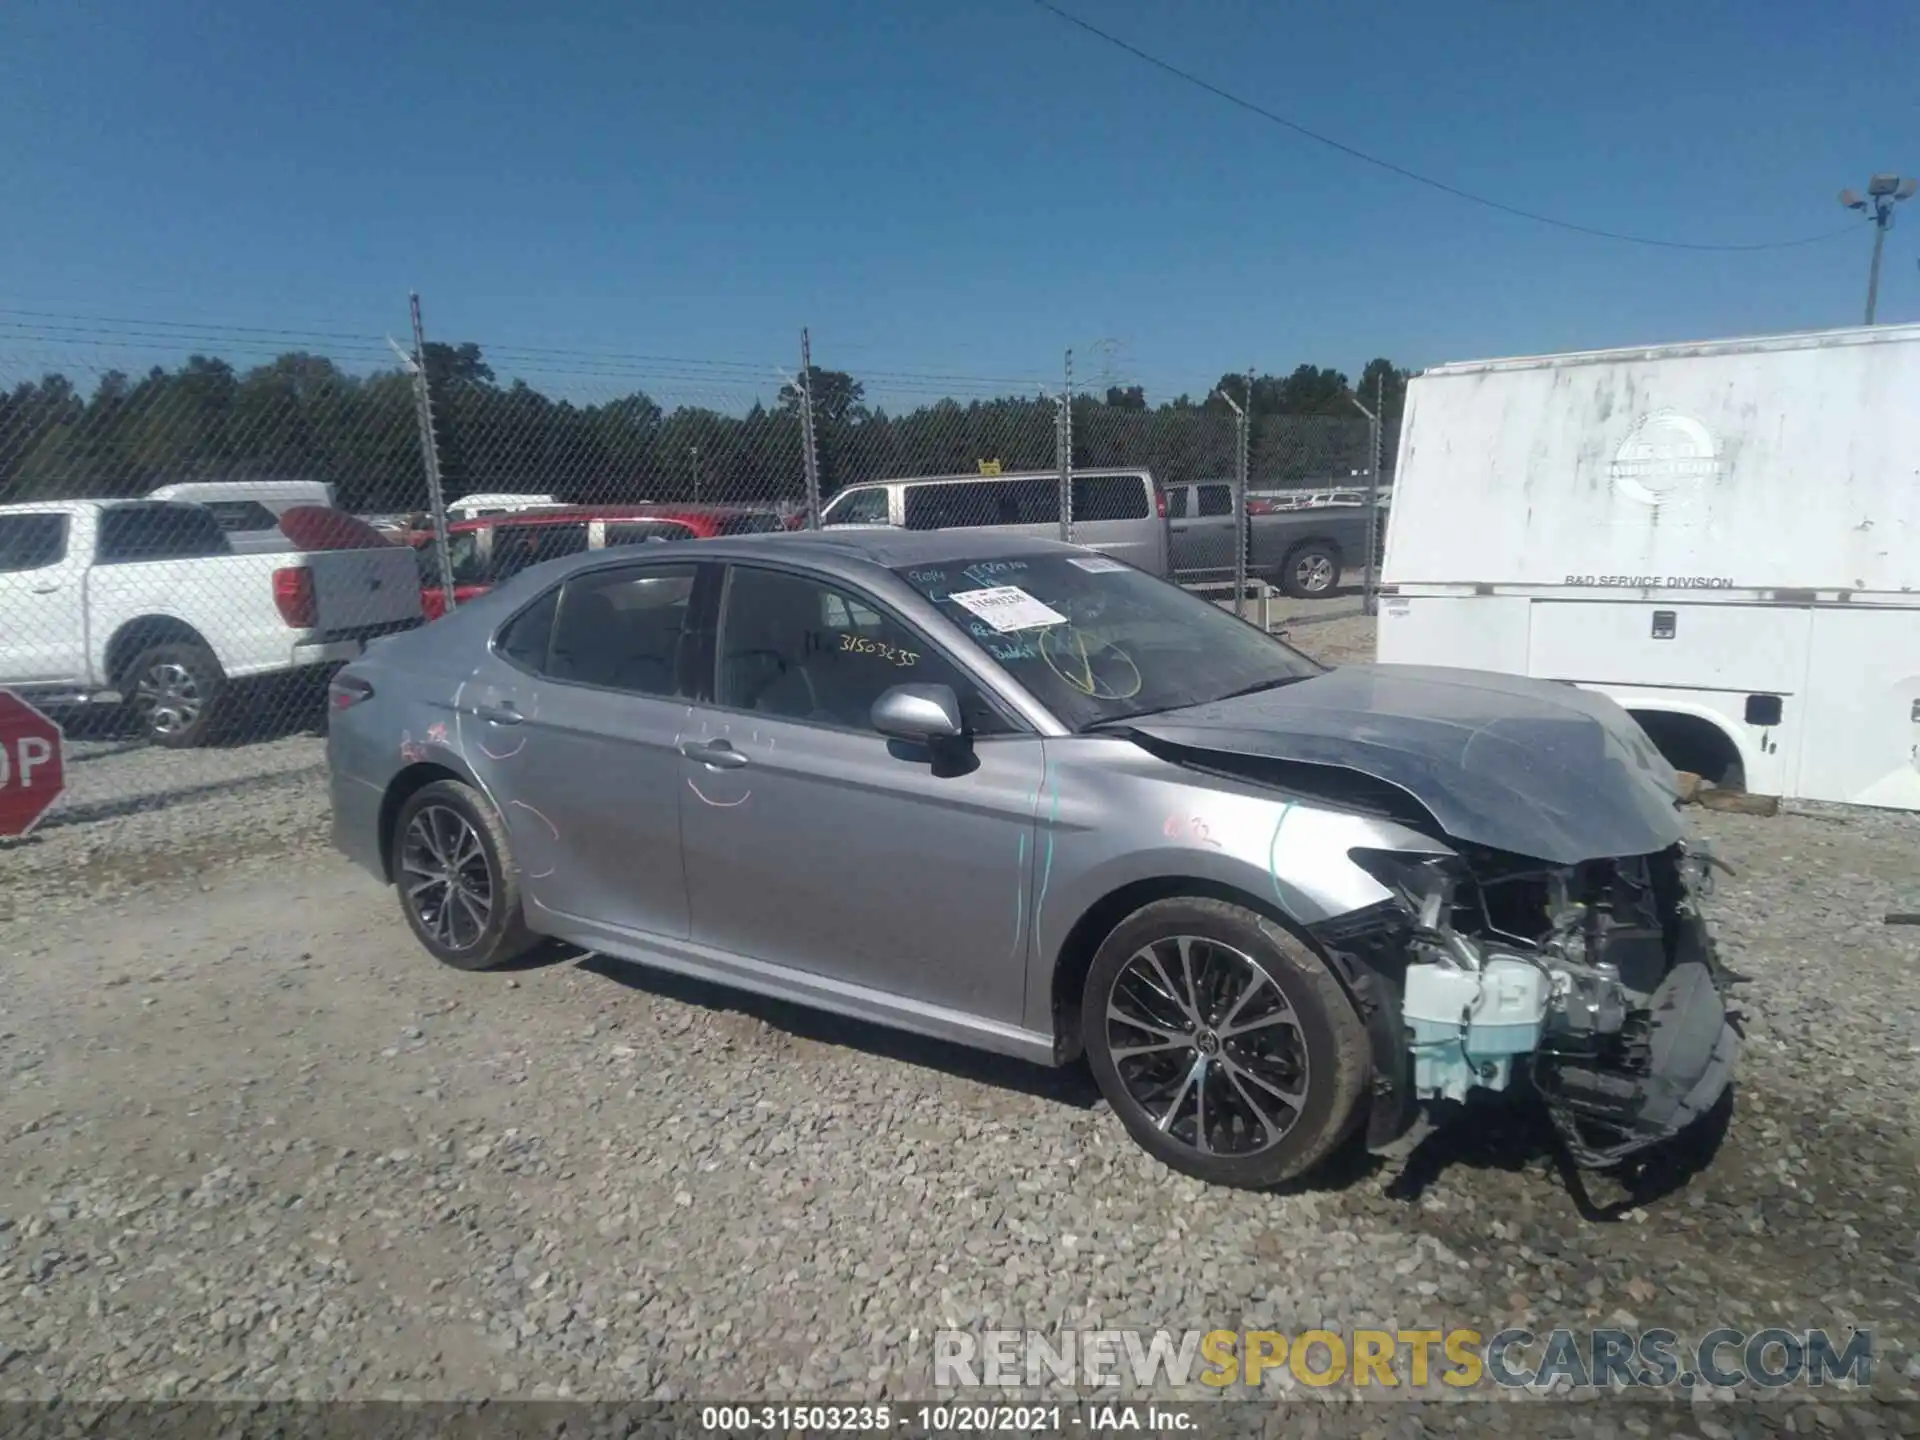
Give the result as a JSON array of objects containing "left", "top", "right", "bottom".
[{"left": 1315, "top": 839, "right": 1741, "bottom": 1170}]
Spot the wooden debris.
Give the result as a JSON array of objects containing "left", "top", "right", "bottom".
[
  {"left": 1672, "top": 771, "right": 1703, "bottom": 804},
  {"left": 1694, "top": 787, "right": 1780, "bottom": 817}
]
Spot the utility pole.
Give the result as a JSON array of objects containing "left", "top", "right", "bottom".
[
  {"left": 689, "top": 445, "right": 700, "bottom": 503},
  {"left": 1841, "top": 173, "right": 1917, "bottom": 324},
  {"left": 798, "top": 328, "right": 823, "bottom": 528},
  {"left": 406, "top": 292, "right": 457, "bottom": 617}
]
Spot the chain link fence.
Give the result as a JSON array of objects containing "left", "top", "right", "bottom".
[{"left": 0, "top": 303, "right": 1379, "bottom": 781}]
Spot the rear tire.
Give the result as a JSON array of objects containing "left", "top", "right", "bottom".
[
  {"left": 1083, "top": 897, "right": 1370, "bottom": 1189},
  {"left": 124, "top": 641, "right": 227, "bottom": 748},
  {"left": 1280, "top": 542, "right": 1341, "bottom": 598},
  {"left": 391, "top": 779, "right": 537, "bottom": 971}
]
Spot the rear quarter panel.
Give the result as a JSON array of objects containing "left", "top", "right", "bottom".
[{"left": 326, "top": 626, "right": 496, "bottom": 878}]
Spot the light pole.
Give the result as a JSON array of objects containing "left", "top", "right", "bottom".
[{"left": 1841, "top": 173, "right": 1917, "bottom": 324}]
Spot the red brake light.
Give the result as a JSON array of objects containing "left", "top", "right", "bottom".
[
  {"left": 273, "top": 566, "right": 317, "bottom": 628},
  {"left": 1154, "top": 489, "right": 1168, "bottom": 518},
  {"left": 1245, "top": 498, "right": 1277, "bottom": 515},
  {"left": 329, "top": 673, "right": 374, "bottom": 710}
]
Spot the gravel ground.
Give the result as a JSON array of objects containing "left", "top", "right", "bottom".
[{"left": 3, "top": 613, "right": 1917, "bottom": 1433}]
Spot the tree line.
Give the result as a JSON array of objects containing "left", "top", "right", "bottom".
[{"left": 0, "top": 344, "right": 1408, "bottom": 515}]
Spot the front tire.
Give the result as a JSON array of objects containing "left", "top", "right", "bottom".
[
  {"left": 1083, "top": 897, "right": 1370, "bottom": 1189},
  {"left": 125, "top": 641, "right": 227, "bottom": 748},
  {"left": 392, "top": 779, "right": 536, "bottom": 971}
]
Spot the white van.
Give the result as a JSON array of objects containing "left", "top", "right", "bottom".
[
  {"left": 1376, "top": 321, "right": 1920, "bottom": 809},
  {"left": 820, "top": 469, "right": 1170, "bottom": 577},
  {"left": 147, "top": 479, "right": 335, "bottom": 553}
]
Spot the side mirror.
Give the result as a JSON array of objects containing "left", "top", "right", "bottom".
[{"left": 871, "top": 683, "right": 964, "bottom": 743}]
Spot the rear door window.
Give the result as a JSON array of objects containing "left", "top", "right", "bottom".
[
  {"left": 495, "top": 587, "right": 561, "bottom": 672},
  {"left": 1165, "top": 487, "right": 1189, "bottom": 520},
  {"left": 904, "top": 479, "right": 1057, "bottom": 530},
  {"left": 1071, "top": 474, "right": 1149, "bottom": 521},
  {"left": 546, "top": 564, "right": 699, "bottom": 697},
  {"left": 96, "top": 504, "right": 231, "bottom": 562},
  {"left": 0, "top": 513, "right": 69, "bottom": 572},
  {"left": 1197, "top": 484, "right": 1234, "bottom": 517}
]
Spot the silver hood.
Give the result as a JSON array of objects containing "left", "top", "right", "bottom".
[{"left": 1124, "top": 663, "right": 1686, "bottom": 865}]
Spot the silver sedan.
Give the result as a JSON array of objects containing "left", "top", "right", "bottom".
[{"left": 327, "top": 529, "right": 1737, "bottom": 1189}]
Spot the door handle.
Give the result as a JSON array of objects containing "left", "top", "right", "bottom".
[
  {"left": 681, "top": 739, "right": 749, "bottom": 770},
  {"left": 31, "top": 583, "right": 60, "bottom": 594},
  {"left": 475, "top": 702, "right": 523, "bottom": 725}
]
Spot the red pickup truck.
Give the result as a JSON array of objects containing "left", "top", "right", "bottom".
[{"left": 409, "top": 504, "right": 793, "bottom": 619}]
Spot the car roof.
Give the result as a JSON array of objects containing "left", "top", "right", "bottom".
[
  {"left": 492, "top": 526, "right": 1085, "bottom": 586},
  {"left": 725, "top": 527, "right": 1083, "bottom": 567}
]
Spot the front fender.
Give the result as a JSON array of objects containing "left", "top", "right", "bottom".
[{"left": 1019, "top": 789, "right": 1448, "bottom": 1040}]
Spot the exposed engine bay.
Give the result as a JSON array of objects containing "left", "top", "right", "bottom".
[
  {"left": 1119, "top": 663, "right": 1742, "bottom": 1171},
  {"left": 1319, "top": 840, "right": 1741, "bottom": 1169}
]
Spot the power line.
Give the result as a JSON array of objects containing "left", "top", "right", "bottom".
[{"left": 1029, "top": 0, "right": 1861, "bottom": 253}]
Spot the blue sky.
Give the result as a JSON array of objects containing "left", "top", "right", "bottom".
[{"left": 2, "top": 0, "right": 1915, "bottom": 405}]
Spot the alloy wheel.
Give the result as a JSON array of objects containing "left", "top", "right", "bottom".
[
  {"left": 1294, "top": 553, "right": 1336, "bottom": 593},
  {"left": 135, "top": 661, "right": 202, "bottom": 737},
  {"left": 1104, "top": 935, "right": 1310, "bottom": 1156},
  {"left": 400, "top": 804, "right": 495, "bottom": 951}
]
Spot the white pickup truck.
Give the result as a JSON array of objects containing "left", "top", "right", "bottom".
[{"left": 0, "top": 499, "right": 423, "bottom": 747}]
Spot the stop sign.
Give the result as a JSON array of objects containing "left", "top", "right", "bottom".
[{"left": 0, "top": 691, "right": 65, "bottom": 838}]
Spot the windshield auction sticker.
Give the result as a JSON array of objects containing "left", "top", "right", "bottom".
[{"left": 947, "top": 585, "right": 1069, "bottom": 632}]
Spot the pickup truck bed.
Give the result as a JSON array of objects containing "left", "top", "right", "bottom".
[
  {"left": 1, "top": 500, "right": 423, "bottom": 745},
  {"left": 1166, "top": 481, "right": 1385, "bottom": 596}
]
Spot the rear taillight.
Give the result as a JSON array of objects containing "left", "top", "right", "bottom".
[
  {"left": 422, "top": 587, "right": 448, "bottom": 621},
  {"left": 329, "top": 673, "right": 374, "bottom": 711},
  {"left": 1154, "top": 489, "right": 1168, "bottom": 518},
  {"left": 1245, "top": 498, "right": 1276, "bottom": 515},
  {"left": 273, "top": 566, "right": 317, "bottom": 628}
]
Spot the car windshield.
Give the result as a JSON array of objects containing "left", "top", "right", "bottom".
[{"left": 892, "top": 552, "right": 1323, "bottom": 730}]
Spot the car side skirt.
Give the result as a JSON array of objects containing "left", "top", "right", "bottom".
[{"left": 537, "top": 909, "right": 1061, "bottom": 1067}]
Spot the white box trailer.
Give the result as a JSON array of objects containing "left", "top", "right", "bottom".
[{"left": 1376, "top": 321, "right": 1920, "bottom": 810}]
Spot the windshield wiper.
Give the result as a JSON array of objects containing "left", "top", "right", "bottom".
[
  {"left": 1208, "top": 675, "right": 1312, "bottom": 703},
  {"left": 1080, "top": 706, "right": 1178, "bottom": 732},
  {"left": 1079, "top": 675, "right": 1312, "bottom": 733}
]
